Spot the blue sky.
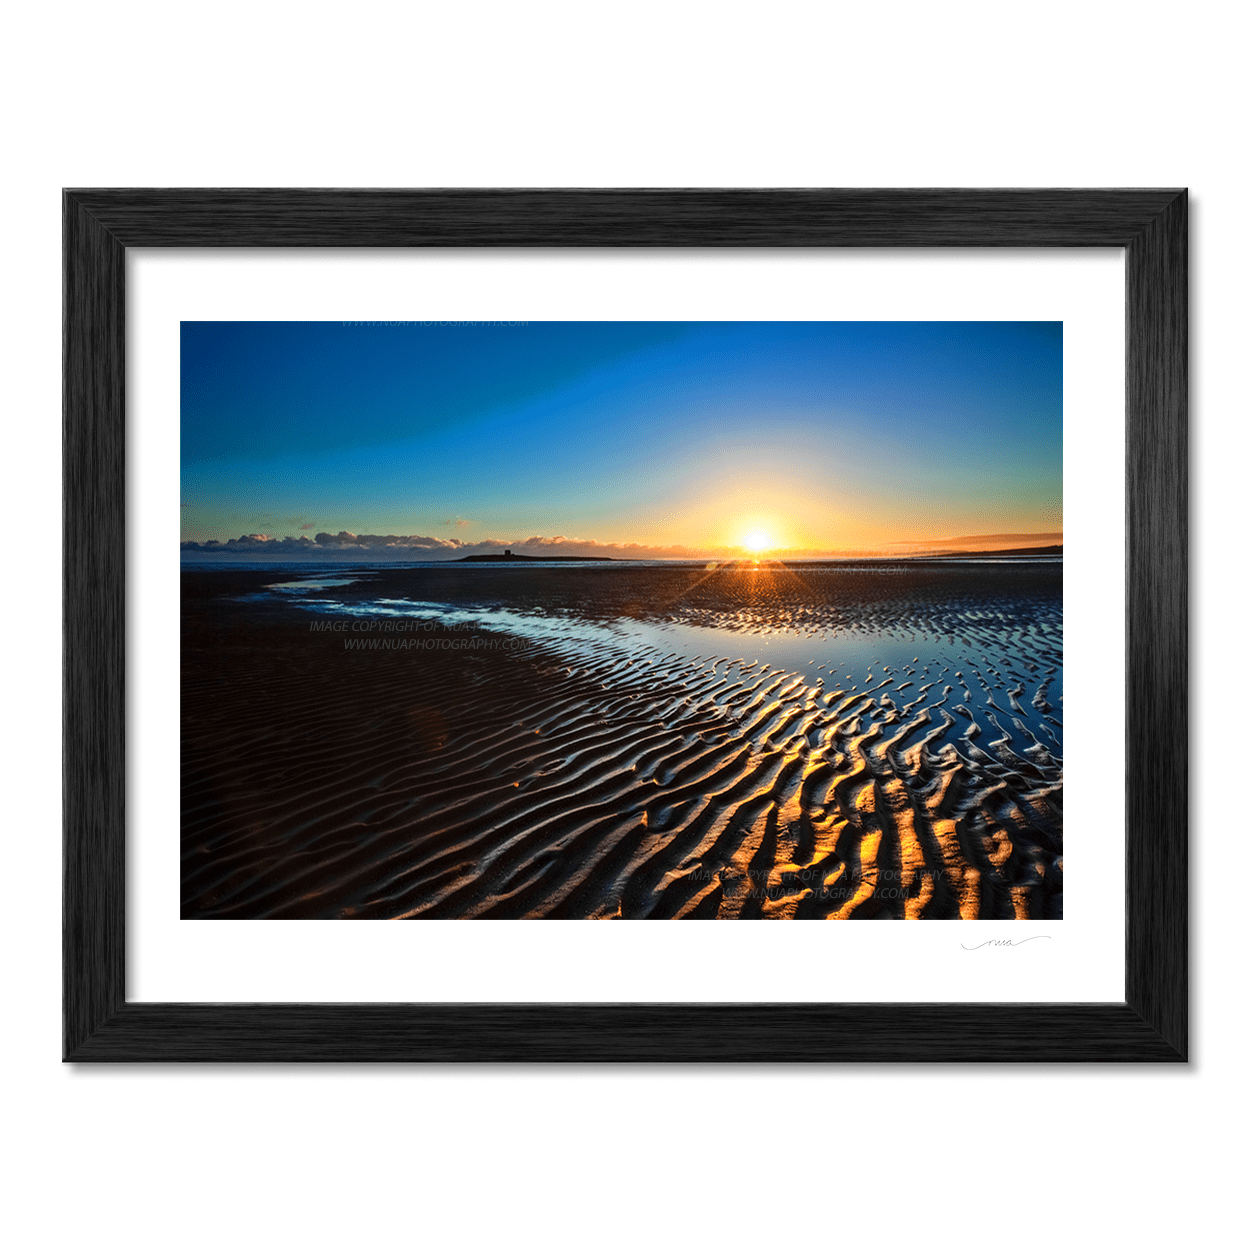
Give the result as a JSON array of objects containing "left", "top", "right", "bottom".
[{"left": 181, "top": 320, "right": 1061, "bottom": 559}]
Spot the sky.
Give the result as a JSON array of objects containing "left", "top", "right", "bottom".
[{"left": 180, "top": 320, "right": 1062, "bottom": 560}]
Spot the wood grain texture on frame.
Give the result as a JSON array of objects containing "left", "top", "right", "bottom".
[{"left": 63, "top": 188, "right": 1188, "bottom": 1062}]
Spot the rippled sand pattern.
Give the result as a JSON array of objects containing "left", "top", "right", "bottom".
[{"left": 182, "top": 563, "right": 1062, "bottom": 919}]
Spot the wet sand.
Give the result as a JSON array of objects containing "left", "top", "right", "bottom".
[{"left": 182, "top": 562, "right": 1062, "bottom": 919}]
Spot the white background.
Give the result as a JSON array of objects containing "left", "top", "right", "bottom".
[
  {"left": 4, "top": 3, "right": 1244, "bottom": 1248},
  {"left": 131, "top": 249, "right": 1124, "bottom": 1004}
]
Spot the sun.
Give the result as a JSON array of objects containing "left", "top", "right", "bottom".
[{"left": 741, "top": 529, "right": 773, "bottom": 554}]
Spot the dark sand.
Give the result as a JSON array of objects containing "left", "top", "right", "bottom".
[{"left": 182, "top": 562, "right": 1062, "bottom": 919}]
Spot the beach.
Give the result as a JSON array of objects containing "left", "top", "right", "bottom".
[{"left": 182, "top": 560, "right": 1062, "bottom": 919}]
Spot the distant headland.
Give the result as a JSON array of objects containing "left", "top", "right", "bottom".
[
  {"left": 455, "top": 549, "right": 616, "bottom": 563},
  {"left": 913, "top": 544, "right": 1062, "bottom": 560}
]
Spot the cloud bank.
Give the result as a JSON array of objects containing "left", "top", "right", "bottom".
[
  {"left": 180, "top": 531, "right": 714, "bottom": 561},
  {"left": 181, "top": 529, "right": 1063, "bottom": 562}
]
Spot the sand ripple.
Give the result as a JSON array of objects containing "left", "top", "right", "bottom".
[{"left": 182, "top": 563, "right": 1062, "bottom": 920}]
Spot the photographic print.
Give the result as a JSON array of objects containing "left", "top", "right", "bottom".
[{"left": 181, "top": 319, "right": 1063, "bottom": 921}]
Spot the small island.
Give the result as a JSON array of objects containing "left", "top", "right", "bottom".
[{"left": 456, "top": 549, "right": 616, "bottom": 563}]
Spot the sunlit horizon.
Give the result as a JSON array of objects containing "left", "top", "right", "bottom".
[{"left": 182, "top": 321, "right": 1061, "bottom": 559}]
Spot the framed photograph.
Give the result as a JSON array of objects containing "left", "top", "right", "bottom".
[{"left": 64, "top": 189, "right": 1187, "bottom": 1061}]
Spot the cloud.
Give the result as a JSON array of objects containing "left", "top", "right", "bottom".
[
  {"left": 299, "top": 522, "right": 315, "bottom": 531},
  {"left": 310, "top": 530, "right": 469, "bottom": 550},
  {"left": 181, "top": 533, "right": 320, "bottom": 552},
  {"left": 182, "top": 529, "right": 1063, "bottom": 562},
  {"left": 179, "top": 530, "right": 689, "bottom": 560},
  {"left": 183, "top": 530, "right": 501, "bottom": 558}
]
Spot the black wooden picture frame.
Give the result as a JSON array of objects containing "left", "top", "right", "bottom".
[{"left": 63, "top": 188, "right": 1187, "bottom": 1062}]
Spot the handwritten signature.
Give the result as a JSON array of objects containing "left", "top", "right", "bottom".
[{"left": 961, "top": 936, "right": 1052, "bottom": 950}]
